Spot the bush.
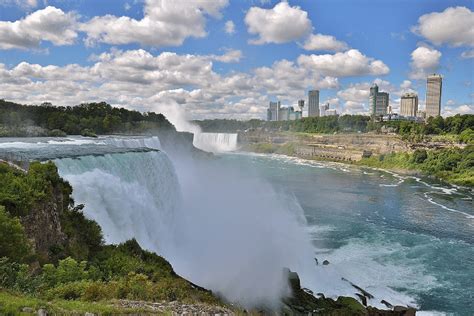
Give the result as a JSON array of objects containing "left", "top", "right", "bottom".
[
  {"left": 0, "top": 207, "right": 31, "bottom": 262},
  {"left": 412, "top": 149, "right": 428, "bottom": 164}
]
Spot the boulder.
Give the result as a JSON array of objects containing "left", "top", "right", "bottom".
[{"left": 322, "top": 260, "right": 330, "bottom": 265}]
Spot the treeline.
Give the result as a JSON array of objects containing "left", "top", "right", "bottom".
[
  {"left": 195, "top": 114, "right": 474, "bottom": 143},
  {"left": 0, "top": 99, "right": 175, "bottom": 137},
  {"left": 0, "top": 162, "right": 219, "bottom": 314},
  {"left": 195, "top": 115, "right": 371, "bottom": 133},
  {"left": 381, "top": 115, "right": 474, "bottom": 142}
]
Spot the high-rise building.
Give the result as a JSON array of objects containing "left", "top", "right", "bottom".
[
  {"left": 426, "top": 74, "right": 442, "bottom": 117},
  {"left": 369, "top": 84, "right": 389, "bottom": 116},
  {"left": 298, "top": 100, "right": 305, "bottom": 112},
  {"left": 267, "top": 101, "right": 281, "bottom": 121},
  {"left": 319, "top": 103, "right": 329, "bottom": 117},
  {"left": 308, "top": 90, "right": 320, "bottom": 117},
  {"left": 400, "top": 92, "right": 418, "bottom": 117}
]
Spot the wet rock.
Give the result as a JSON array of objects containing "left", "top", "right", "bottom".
[
  {"left": 37, "top": 309, "right": 48, "bottom": 316},
  {"left": 322, "top": 260, "right": 330, "bottom": 265},
  {"left": 381, "top": 300, "right": 393, "bottom": 308},
  {"left": 393, "top": 306, "right": 416, "bottom": 316},
  {"left": 21, "top": 307, "right": 34, "bottom": 313},
  {"left": 355, "top": 293, "right": 367, "bottom": 306}
]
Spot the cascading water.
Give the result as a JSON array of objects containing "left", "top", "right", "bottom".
[
  {"left": 55, "top": 151, "right": 181, "bottom": 255},
  {"left": 53, "top": 135, "right": 317, "bottom": 309},
  {"left": 192, "top": 132, "right": 238, "bottom": 153}
]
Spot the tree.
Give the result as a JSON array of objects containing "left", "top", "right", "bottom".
[{"left": 0, "top": 206, "right": 31, "bottom": 262}]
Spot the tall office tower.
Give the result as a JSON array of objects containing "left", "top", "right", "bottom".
[
  {"left": 400, "top": 92, "right": 418, "bottom": 117},
  {"left": 369, "top": 83, "right": 389, "bottom": 116},
  {"left": 426, "top": 74, "right": 442, "bottom": 117},
  {"left": 298, "top": 99, "right": 305, "bottom": 111},
  {"left": 308, "top": 90, "right": 320, "bottom": 117},
  {"left": 267, "top": 101, "right": 281, "bottom": 121}
]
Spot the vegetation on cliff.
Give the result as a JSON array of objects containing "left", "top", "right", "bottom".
[
  {"left": 0, "top": 99, "right": 174, "bottom": 137},
  {"left": 357, "top": 145, "right": 474, "bottom": 186},
  {"left": 0, "top": 161, "right": 221, "bottom": 314}
]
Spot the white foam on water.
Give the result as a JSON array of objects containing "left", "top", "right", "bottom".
[
  {"left": 424, "top": 192, "right": 474, "bottom": 220},
  {"left": 303, "top": 234, "right": 440, "bottom": 311}
]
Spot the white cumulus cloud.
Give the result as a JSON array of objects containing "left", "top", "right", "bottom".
[
  {"left": 0, "top": 6, "right": 78, "bottom": 50},
  {"left": 245, "top": 1, "right": 311, "bottom": 45},
  {"left": 297, "top": 49, "right": 389, "bottom": 77},
  {"left": 80, "top": 0, "right": 228, "bottom": 47},
  {"left": 302, "top": 33, "right": 348, "bottom": 52},
  {"left": 225, "top": 20, "right": 235, "bottom": 34},
  {"left": 409, "top": 46, "right": 442, "bottom": 80},
  {"left": 413, "top": 6, "right": 474, "bottom": 47}
]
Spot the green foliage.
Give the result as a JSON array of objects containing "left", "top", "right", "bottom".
[
  {"left": 0, "top": 161, "right": 72, "bottom": 217},
  {"left": 412, "top": 149, "right": 428, "bottom": 164},
  {"left": 0, "top": 207, "right": 31, "bottom": 262},
  {"left": 359, "top": 145, "right": 474, "bottom": 186},
  {"left": 0, "top": 99, "right": 175, "bottom": 136},
  {"left": 195, "top": 115, "right": 371, "bottom": 134},
  {"left": 459, "top": 128, "right": 474, "bottom": 144}
]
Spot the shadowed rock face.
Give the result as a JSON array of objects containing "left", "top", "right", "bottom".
[{"left": 281, "top": 268, "right": 416, "bottom": 316}]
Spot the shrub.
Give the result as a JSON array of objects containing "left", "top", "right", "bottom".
[
  {"left": 412, "top": 149, "right": 428, "bottom": 164},
  {"left": 0, "top": 206, "right": 31, "bottom": 262}
]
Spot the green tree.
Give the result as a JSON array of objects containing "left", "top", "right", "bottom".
[{"left": 0, "top": 206, "right": 31, "bottom": 262}]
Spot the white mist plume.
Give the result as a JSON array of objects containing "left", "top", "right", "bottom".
[
  {"left": 56, "top": 140, "right": 317, "bottom": 309},
  {"left": 152, "top": 101, "right": 201, "bottom": 134}
]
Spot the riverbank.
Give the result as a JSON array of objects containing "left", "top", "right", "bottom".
[{"left": 239, "top": 132, "right": 473, "bottom": 187}]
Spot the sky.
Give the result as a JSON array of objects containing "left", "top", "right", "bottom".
[{"left": 0, "top": 0, "right": 473, "bottom": 120}]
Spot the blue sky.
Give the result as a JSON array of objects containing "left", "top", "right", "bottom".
[{"left": 0, "top": 0, "right": 472, "bottom": 120}]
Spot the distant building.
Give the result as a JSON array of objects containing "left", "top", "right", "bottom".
[
  {"left": 400, "top": 92, "right": 418, "bottom": 117},
  {"left": 308, "top": 90, "right": 320, "bottom": 117},
  {"left": 267, "top": 101, "right": 281, "bottom": 121},
  {"left": 325, "top": 109, "right": 337, "bottom": 116},
  {"left": 416, "top": 110, "right": 426, "bottom": 119},
  {"left": 278, "top": 106, "right": 302, "bottom": 121},
  {"left": 298, "top": 99, "right": 305, "bottom": 112},
  {"left": 426, "top": 74, "right": 442, "bottom": 117},
  {"left": 319, "top": 103, "right": 329, "bottom": 117},
  {"left": 369, "top": 84, "right": 389, "bottom": 117}
]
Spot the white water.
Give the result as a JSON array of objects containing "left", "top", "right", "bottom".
[
  {"left": 54, "top": 136, "right": 316, "bottom": 309},
  {"left": 193, "top": 132, "right": 238, "bottom": 153}
]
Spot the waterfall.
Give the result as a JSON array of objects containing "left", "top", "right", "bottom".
[
  {"left": 55, "top": 151, "right": 181, "bottom": 254},
  {"left": 192, "top": 132, "right": 238, "bottom": 153},
  {"left": 53, "top": 135, "right": 316, "bottom": 309},
  {"left": 101, "top": 136, "right": 162, "bottom": 150}
]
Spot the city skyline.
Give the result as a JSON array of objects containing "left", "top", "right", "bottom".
[{"left": 0, "top": 0, "right": 472, "bottom": 120}]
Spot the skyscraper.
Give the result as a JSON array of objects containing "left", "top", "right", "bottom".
[
  {"left": 369, "top": 84, "right": 389, "bottom": 116},
  {"left": 426, "top": 74, "right": 442, "bottom": 118},
  {"left": 267, "top": 101, "right": 281, "bottom": 121},
  {"left": 308, "top": 90, "right": 320, "bottom": 117},
  {"left": 400, "top": 92, "right": 418, "bottom": 117}
]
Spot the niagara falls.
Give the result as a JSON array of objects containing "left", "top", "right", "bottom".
[{"left": 1, "top": 1, "right": 473, "bottom": 315}]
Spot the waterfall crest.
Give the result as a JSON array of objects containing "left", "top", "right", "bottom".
[{"left": 193, "top": 132, "right": 238, "bottom": 153}]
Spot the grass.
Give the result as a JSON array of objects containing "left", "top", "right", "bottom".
[{"left": 0, "top": 290, "right": 170, "bottom": 315}]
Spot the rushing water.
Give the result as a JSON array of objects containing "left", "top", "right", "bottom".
[
  {"left": 219, "top": 153, "right": 474, "bottom": 315},
  {"left": 193, "top": 132, "right": 238, "bottom": 153},
  {"left": 0, "top": 136, "right": 472, "bottom": 314}
]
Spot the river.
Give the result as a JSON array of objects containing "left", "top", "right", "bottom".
[{"left": 0, "top": 136, "right": 472, "bottom": 315}]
